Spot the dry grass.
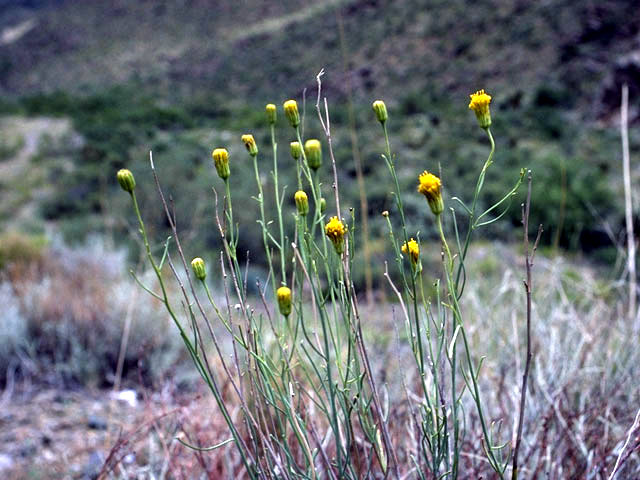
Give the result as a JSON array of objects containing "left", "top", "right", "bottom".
[
  {"left": 0, "top": 238, "right": 638, "bottom": 478},
  {"left": 0, "top": 236, "right": 188, "bottom": 387}
]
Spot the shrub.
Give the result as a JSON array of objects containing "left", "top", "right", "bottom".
[
  {"left": 1, "top": 237, "right": 190, "bottom": 387},
  {"left": 0, "top": 231, "right": 46, "bottom": 270}
]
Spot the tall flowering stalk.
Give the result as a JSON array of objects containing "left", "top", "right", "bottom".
[{"left": 118, "top": 84, "right": 528, "bottom": 479}]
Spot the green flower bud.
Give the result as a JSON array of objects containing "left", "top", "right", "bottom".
[
  {"left": 304, "top": 139, "right": 322, "bottom": 170},
  {"left": 290, "top": 141, "right": 302, "bottom": 160},
  {"left": 283, "top": 99, "right": 300, "bottom": 128},
  {"left": 266, "top": 104, "right": 277, "bottom": 125},
  {"left": 241, "top": 134, "right": 258, "bottom": 156},
  {"left": 212, "top": 148, "right": 230, "bottom": 180},
  {"left": 117, "top": 169, "right": 136, "bottom": 194},
  {"left": 372, "top": 100, "right": 388, "bottom": 124},
  {"left": 277, "top": 286, "right": 292, "bottom": 316},
  {"left": 319, "top": 197, "right": 327, "bottom": 214},
  {"left": 294, "top": 190, "right": 309, "bottom": 216},
  {"left": 191, "top": 257, "right": 206, "bottom": 281}
]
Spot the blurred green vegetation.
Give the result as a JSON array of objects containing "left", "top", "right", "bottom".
[
  {"left": 0, "top": 81, "right": 624, "bottom": 276},
  {"left": 0, "top": 231, "right": 46, "bottom": 269},
  {"left": 0, "top": 0, "right": 637, "bottom": 281}
]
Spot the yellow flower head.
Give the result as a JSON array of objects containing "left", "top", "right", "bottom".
[
  {"left": 212, "top": 148, "right": 230, "bottom": 180},
  {"left": 276, "top": 286, "right": 292, "bottom": 316},
  {"left": 283, "top": 99, "right": 300, "bottom": 128},
  {"left": 325, "top": 216, "right": 347, "bottom": 254},
  {"left": 241, "top": 134, "right": 258, "bottom": 156},
  {"left": 401, "top": 238, "right": 420, "bottom": 265},
  {"left": 294, "top": 190, "right": 309, "bottom": 216},
  {"left": 265, "top": 103, "right": 277, "bottom": 125},
  {"left": 468, "top": 89, "right": 492, "bottom": 129},
  {"left": 418, "top": 170, "right": 444, "bottom": 215}
]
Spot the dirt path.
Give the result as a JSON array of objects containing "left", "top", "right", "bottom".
[{"left": 0, "top": 116, "right": 74, "bottom": 229}]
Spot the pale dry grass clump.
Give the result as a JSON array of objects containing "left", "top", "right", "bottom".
[
  {"left": 0, "top": 236, "right": 188, "bottom": 386},
  {"left": 454, "top": 245, "right": 639, "bottom": 478}
]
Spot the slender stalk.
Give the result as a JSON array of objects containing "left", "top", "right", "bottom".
[
  {"left": 253, "top": 154, "right": 277, "bottom": 300},
  {"left": 437, "top": 212, "right": 504, "bottom": 477},
  {"left": 512, "top": 172, "right": 543, "bottom": 479},
  {"left": 128, "top": 190, "right": 256, "bottom": 476},
  {"left": 270, "top": 124, "right": 287, "bottom": 284},
  {"left": 454, "top": 127, "right": 495, "bottom": 292},
  {"left": 620, "top": 84, "right": 636, "bottom": 321}
]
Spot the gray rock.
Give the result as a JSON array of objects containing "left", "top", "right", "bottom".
[{"left": 87, "top": 414, "right": 107, "bottom": 430}]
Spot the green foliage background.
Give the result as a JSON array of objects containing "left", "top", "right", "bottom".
[{"left": 0, "top": 0, "right": 638, "bottom": 278}]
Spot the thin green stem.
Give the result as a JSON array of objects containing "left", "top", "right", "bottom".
[
  {"left": 454, "top": 127, "right": 495, "bottom": 291},
  {"left": 253, "top": 155, "right": 277, "bottom": 301},
  {"left": 438, "top": 212, "right": 504, "bottom": 478},
  {"left": 271, "top": 124, "right": 287, "bottom": 284},
  {"left": 129, "top": 191, "right": 255, "bottom": 476}
]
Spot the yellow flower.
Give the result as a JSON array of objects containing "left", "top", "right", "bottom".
[
  {"left": 241, "top": 134, "right": 258, "bottom": 156},
  {"left": 418, "top": 170, "right": 444, "bottom": 215},
  {"left": 401, "top": 238, "right": 420, "bottom": 265},
  {"left": 276, "top": 286, "right": 292, "bottom": 316},
  {"left": 294, "top": 190, "right": 309, "bottom": 216},
  {"left": 265, "top": 104, "right": 277, "bottom": 125},
  {"left": 325, "top": 216, "right": 347, "bottom": 254},
  {"left": 212, "top": 148, "right": 230, "bottom": 180},
  {"left": 468, "top": 89, "right": 492, "bottom": 129},
  {"left": 283, "top": 99, "right": 300, "bottom": 128}
]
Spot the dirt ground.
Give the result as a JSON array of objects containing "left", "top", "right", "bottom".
[{"left": 0, "top": 383, "right": 233, "bottom": 479}]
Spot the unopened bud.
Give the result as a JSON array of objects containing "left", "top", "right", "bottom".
[
  {"left": 277, "top": 286, "right": 292, "bottom": 316},
  {"left": 191, "top": 257, "right": 206, "bottom": 281},
  {"left": 294, "top": 190, "right": 309, "bottom": 216},
  {"left": 283, "top": 99, "right": 300, "bottom": 128},
  {"left": 372, "top": 100, "right": 388, "bottom": 124},
  {"left": 319, "top": 197, "right": 327, "bottom": 214},
  {"left": 117, "top": 169, "right": 136, "bottom": 194},
  {"left": 290, "top": 141, "right": 302, "bottom": 160},
  {"left": 265, "top": 104, "right": 277, "bottom": 125},
  {"left": 212, "top": 148, "right": 230, "bottom": 180},
  {"left": 304, "top": 139, "right": 322, "bottom": 170},
  {"left": 241, "top": 134, "right": 258, "bottom": 156}
]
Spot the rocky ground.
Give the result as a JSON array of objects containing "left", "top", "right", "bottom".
[{"left": 0, "top": 383, "right": 232, "bottom": 479}]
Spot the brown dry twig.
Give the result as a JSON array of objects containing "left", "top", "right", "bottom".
[{"left": 512, "top": 170, "right": 543, "bottom": 480}]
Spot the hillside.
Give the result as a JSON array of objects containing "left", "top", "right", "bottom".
[
  {"left": 0, "top": 0, "right": 638, "bottom": 113},
  {"left": 0, "top": 0, "right": 638, "bottom": 268}
]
